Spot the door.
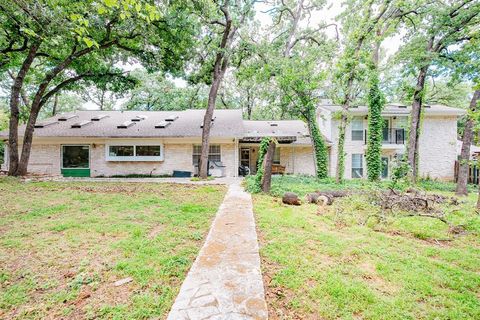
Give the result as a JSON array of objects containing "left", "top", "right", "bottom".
[{"left": 61, "top": 145, "right": 90, "bottom": 177}]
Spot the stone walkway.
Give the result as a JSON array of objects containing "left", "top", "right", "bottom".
[{"left": 167, "top": 182, "right": 268, "bottom": 320}]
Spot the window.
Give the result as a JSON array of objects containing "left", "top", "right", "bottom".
[
  {"left": 109, "top": 146, "right": 134, "bottom": 157},
  {"left": 352, "top": 154, "right": 363, "bottom": 178},
  {"left": 381, "top": 156, "right": 389, "bottom": 179},
  {"left": 63, "top": 146, "right": 89, "bottom": 168},
  {"left": 136, "top": 145, "right": 161, "bottom": 157},
  {"left": 273, "top": 148, "right": 280, "bottom": 165},
  {"left": 193, "top": 145, "right": 221, "bottom": 165},
  {"left": 106, "top": 144, "right": 163, "bottom": 161},
  {"left": 351, "top": 117, "right": 364, "bottom": 141}
]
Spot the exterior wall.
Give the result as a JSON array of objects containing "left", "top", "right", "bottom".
[
  {"left": 6, "top": 139, "right": 237, "bottom": 177},
  {"left": 325, "top": 115, "right": 457, "bottom": 181},
  {"left": 418, "top": 116, "right": 457, "bottom": 181},
  {"left": 280, "top": 146, "right": 316, "bottom": 175}
]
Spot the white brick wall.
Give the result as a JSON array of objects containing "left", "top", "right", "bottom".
[
  {"left": 6, "top": 141, "right": 237, "bottom": 177},
  {"left": 320, "top": 115, "right": 458, "bottom": 181},
  {"left": 280, "top": 146, "right": 316, "bottom": 175}
]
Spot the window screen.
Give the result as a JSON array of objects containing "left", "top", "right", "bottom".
[{"left": 352, "top": 153, "right": 363, "bottom": 178}]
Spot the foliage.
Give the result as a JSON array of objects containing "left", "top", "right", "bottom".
[
  {"left": 0, "top": 109, "right": 7, "bottom": 164},
  {"left": 123, "top": 69, "right": 208, "bottom": 111},
  {"left": 366, "top": 69, "right": 385, "bottom": 181},
  {"left": 252, "top": 137, "right": 275, "bottom": 193}
]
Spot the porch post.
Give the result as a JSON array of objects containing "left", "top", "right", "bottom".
[{"left": 234, "top": 138, "right": 238, "bottom": 177}]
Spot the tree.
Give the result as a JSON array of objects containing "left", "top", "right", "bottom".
[
  {"left": 397, "top": 0, "right": 480, "bottom": 182},
  {"left": 236, "top": 0, "right": 336, "bottom": 178},
  {"left": 1, "top": 0, "right": 198, "bottom": 176},
  {"left": 366, "top": 68, "right": 386, "bottom": 181},
  {"left": 198, "top": 0, "right": 254, "bottom": 179},
  {"left": 124, "top": 69, "right": 208, "bottom": 111},
  {"left": 332, "top": 0, "right": 401, "bottom": 183}
]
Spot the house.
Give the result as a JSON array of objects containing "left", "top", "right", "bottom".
[
  {"left": 318, "top": 103, "right": 465, "bottom": 181},
  {"left": 0, "top": 109, "right": 316, "bottom": 178}
]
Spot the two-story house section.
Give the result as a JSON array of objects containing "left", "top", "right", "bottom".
[{"left": 317, "top": 103, "right": 465, "bottom": 181}]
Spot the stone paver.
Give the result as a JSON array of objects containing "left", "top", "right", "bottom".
[{"left": 167, "top": 182, "right": 268, "bottom": 320}]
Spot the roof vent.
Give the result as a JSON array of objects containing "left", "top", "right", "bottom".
[
  {"left": 58, "top": 114, "right": 78, "bottom": 121},
  {"left": 117, "top": 121, "right": 136, "bottom": 129},
  {"left": 270, "top": 123, "right": 278, "bottom": 127},
  {"left": 350, "top": 105, "right": 359, "bottom": 109},
  {"left": 155, "top": 121, "right": 171, "bottom": 129},
  {"left": 34, "top": 121, "right": 58, "bottom": 128},
  {"left": 165, "top": 115, "right": 179, "bottom": 122},
  {"left": 424, "top": 104, "right": 431, "bottom": 108},
  {"left": 397, "top": 105, "right": 407, "bottom": 108},
  {"left": 71, "top": 120, "right": 93, "bottom": 128},
  {"left": 132, "top": 115, "right": 147, "bottom": 122},
  {"left": 91, "top": 114, "right": 109, "bottom": 121}
]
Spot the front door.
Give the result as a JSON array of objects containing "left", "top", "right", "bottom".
[{"left": 61, "top": 145, "right": 90, "bottom": 177}]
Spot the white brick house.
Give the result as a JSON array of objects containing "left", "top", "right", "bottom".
[
  {"left": 0, "top": 109, "right": 315, "bottom": 178},
  {"left": 318, "top": 104, "right": 465, "bottom": 181}
]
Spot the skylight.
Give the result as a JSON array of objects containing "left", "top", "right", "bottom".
[
  {"left": 91, "top": 114, "right": 109, "bottom": 121},
  {"left": 165, "top": 115, "right": 179, "bottom": 122},
  {"left": 132, "top": 115, "right": 147, "bottom": 122},
  {"left": 34, "top": 121, "right": 58, "bottom": 128},
  {"left": 155, "top": 121, "right": 171, "bottom": 129},
  {"left": 58, "top": 114, "right": 78, "bottom": 121},
  {"left": 71, "top": 120, "right": 93, "bottom": 128},
  {"left": 117, "top": 121, "right": 136, "bottom": 129}
]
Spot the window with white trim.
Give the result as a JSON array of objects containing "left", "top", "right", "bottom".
[
  {"left": 193, "top": 144, "right": 221, "bottom": 165},
  {"left": 351, "top": 117, "right": 364, "bottom": 141},
  {"left": 106, "top": 144, "right": 163, "bottom": 161},
  {"left": 352, "top": 153, "right": 363, "bottom": 178}
]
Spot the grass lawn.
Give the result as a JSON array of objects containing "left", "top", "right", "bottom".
[
  {"left": 0, "top": 177, "right": 226, "bottom": 319},
  {"left": 252, "top": 176, "right": 480, "bottom": 319}
]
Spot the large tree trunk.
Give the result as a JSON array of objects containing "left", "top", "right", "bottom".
[
  {"left": 407, "top": 65, "right": 429, "bottom": 183},
  {"left": 261, "top": 140, "right": 276, "bottom": 192},
  {"left": 456, "top": 90, "right": 480, "bottom": 196},
  {"left": 8, "top": 43, "right": 39, "bottom": 176},
  {"left": 199, "top": 4, "right": 235, "bottom": 179}
]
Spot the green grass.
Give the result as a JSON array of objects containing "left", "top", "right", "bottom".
[
  {"left": 0, "top": 177, "right": 226, "bottom": 319},
  {"left": 253, "top": 176, "right": 480, "bottom": 319},
  {"left": 246, "top": 174, "right": 478, "bottom": 197}
]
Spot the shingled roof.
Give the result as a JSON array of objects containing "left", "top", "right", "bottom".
[{"left": 0, "top": 109, "right": 246, "bottom": 138}]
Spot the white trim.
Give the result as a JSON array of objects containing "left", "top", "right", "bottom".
[
  {"left": 61, "top": 144, "right": 91, "bottom": 169},
  {"left": 105, "top": 143, "right": 164, "bottom": 162}
]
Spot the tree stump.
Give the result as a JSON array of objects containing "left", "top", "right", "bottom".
[{"left": 282, "top": 192, "right": 301, "bottom": 205}]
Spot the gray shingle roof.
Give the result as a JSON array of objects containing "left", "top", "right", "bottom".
[
  {"left": 319, "top": 103, "right": 465, "bottom": 116},
  {"left": 1, "top": 109, "right": 246, "bottom": 138}
]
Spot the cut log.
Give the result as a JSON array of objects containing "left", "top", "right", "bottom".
[{"left": 282, "top": 192, "right": 301, "bottom": 205}]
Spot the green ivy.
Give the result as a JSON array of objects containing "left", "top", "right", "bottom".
[
  {"left": 366, "top": 69, "right": 385, "bottom": 181},
  {"left": 253, "top": 137, "right": 276, "bottom": 193},
  {"left": 305, "top": 107, "right": 328, "bottom": 178}
]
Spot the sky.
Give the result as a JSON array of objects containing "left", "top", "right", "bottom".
[{"left": 81, "top": 0, "right": 403, "bottom": 110}]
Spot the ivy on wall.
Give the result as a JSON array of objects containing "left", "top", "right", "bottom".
[
  {"left": 366, "top": 70, "right": 385, "bottom": 181},
  {"left": 253, "top": 136, "right": 276, "bottom": 193},
  {"left": 305, "top": 107, "right": 328, "bottom": 178}
]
